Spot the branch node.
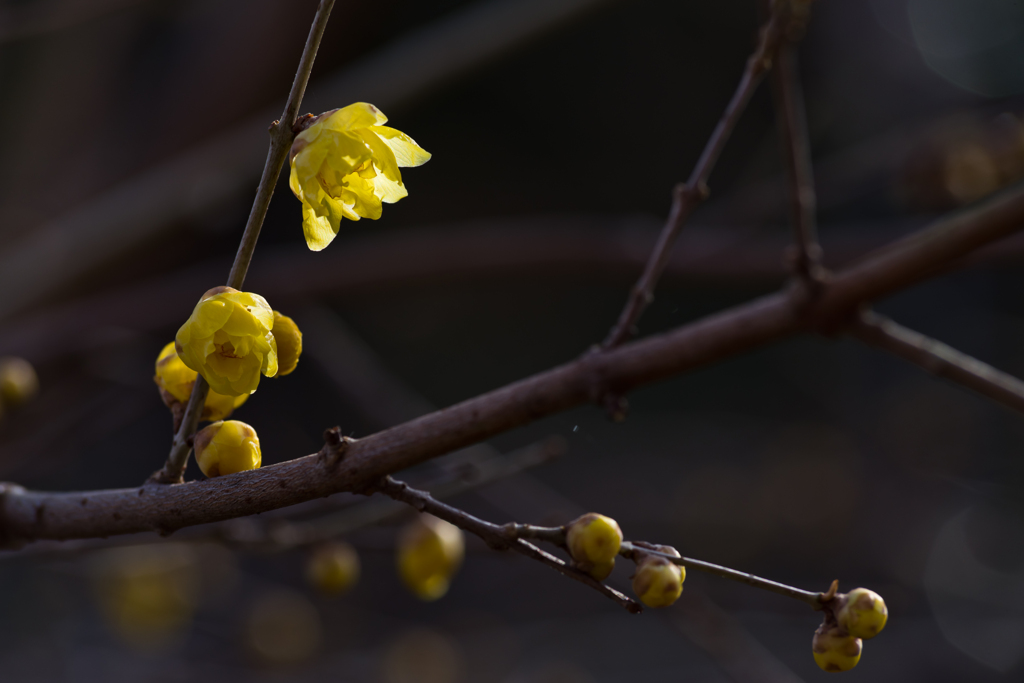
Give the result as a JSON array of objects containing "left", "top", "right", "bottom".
[
  {"left": 318, "top": 426, "right": 353, "bottom": 467},
  {"left": 292, "top": 113, "right": 316, "bottom": 134}
]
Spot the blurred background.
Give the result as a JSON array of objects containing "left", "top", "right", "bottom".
[{"left": 2, "top": 0, "right": 1024, "bottom": 680}]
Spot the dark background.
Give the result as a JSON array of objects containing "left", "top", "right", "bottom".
[{"left": 1, "top": 0, "right": 1024, "bottom": 681}]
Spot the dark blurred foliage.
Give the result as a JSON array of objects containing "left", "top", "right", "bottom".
[{"left": 1, "top": 0, "right": 1024, "bottom": 681}]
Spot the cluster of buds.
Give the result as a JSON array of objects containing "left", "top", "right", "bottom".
[
  {"left": 564, "top": 513, "right": 686, "bottom": 608},
  {"left": 0, "top": 356, "right": 39, "bottom": 419},
  {"left": 396, "top": 514, "right": 465, "bottom": 601},
  {"left": 812, "top": 587, "right": 888, "bottom": 672}
]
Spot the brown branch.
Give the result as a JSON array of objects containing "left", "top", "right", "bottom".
[
  {"left": 3, "top": 185, "right": 1024, "bottom": 543},
  {"left": 771, "top": 40, "right": 822, "bottom": 281},
  {"left": 602, "top": 3, "right": 794, "bottom": 349},
  {"left": 150, "top": 0, "right": 336, "bottom": 485},
  {"left": 620, "top": 542, "right": 824, "bottom": 608},
  {"left": 376, "top": 476, "right": 642, "bottom": 613},
  {"left": 849, "top": 310, "right": 1024, "bottom": 414}
]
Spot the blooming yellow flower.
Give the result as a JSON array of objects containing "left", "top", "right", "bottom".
[
  {"left": 154, "top": 342, "right": 248, "bottom": 421},
  {"left": 175, "top": 287, "right": 278, "bottom": 396},
  {"left": 289, "top": 102, "right": 431, "bottom": 251},
  {"left": 194, "top": 420, "right": 261, "bottom": 477}
]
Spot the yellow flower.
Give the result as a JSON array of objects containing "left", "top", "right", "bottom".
[
  {"left": 307, "top": 542, "right": 360, "bottom": 597},
  {"left": 272, "top": 311, "right": 303, "bottom": 376},
  {"left": 289, "top": 102, "right": 431, "bottom": 251},
  {"left": 193, "top": 420, "right": 261, "bottom": 478},
  {"left": 154, "top": 342, "right": 248, "bottom": 421},
  {"left": 396, "top": 514, "right": 464, "bottom": 601},
  {"left": 175, "top": 287, "right": 278, "bottom": 396}
]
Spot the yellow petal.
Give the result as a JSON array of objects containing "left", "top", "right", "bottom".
[
  {"left": 371, "top": 168, "right": 409, "bottom": 204},
  {"left": 370, "top": 126, "right": 431, "bottom": 167},
  {"left": 356, "top": 129, "right": 401, "bottom": 182},
  {"left": 301, "top": 194, "right": 345, "bottom": 251},
  {"left": 322, "top": 103, "right": 387, "bottom": 132}
]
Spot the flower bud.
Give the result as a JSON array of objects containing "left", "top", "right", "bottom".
[
  {"left": 397, "top": 514, "right": 464, "bottom": 601},
  {"left": 812, "top": 625, "right": 862, "bottom": 672},
  {"left": 175, "top": 287, "right": 278, "bottom": 396},
  {"left": 837, "top": 587, "right": 888, "bottom": 640},
  {"left": 632, "top": 546, "right": 685, "bottom": 608},
  {"left": 0, "top": 357, "right": 39, "bottom": 408},
  {"left": 272, "top": 311, "right": 303, "bottom": 376},
  {"left": 153, "top": 342, "right": 248, "bottom": 421},
  {"left": 588, "top": 558, "right": 616, "bottom": 581},
  {"left": 194, "top": 420, "right": 261, "bottom": 478},
  {"left": 307, "top": 542, "right": 360, "bottom": 596},
  {"left": 566, "top": 513, "right": 622, "bottom": 566}
]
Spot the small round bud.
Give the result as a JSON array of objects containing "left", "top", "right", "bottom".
[
  {"left": 632, "top": 547, "right": 685, "bottom": 608},
  {"left": 566, "top": 513, "right": 623, "bottom": 566},
  {"left": 0, "top": 357, "right": 39, "bottom": 408},
  {"left": 307, "top": 542, "right": 360, "bottom": 596},
  {"left": 153, "top": 343, "right": 248, "bottom": 421},
  {"left": 587, "top": 558, "right": 616, "bottom": 581},
  {"left": 194, "top": 420, "right": 261, "bottom": 477},
  {"left": 837, "top": 588, "right": 888, "bottom": 640},
  {"left": 272, "top": 311, "right": 303, "bottom": 376},
  {"left": 812, "top": 626, "right": 862, "bottom": 673},
  {"left": 397, "top": 514, "right": 465, "bottom": 601}
]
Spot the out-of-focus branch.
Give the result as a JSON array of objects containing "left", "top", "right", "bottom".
[
  {"left": 150, "top": 0, "right": 337, "bottom": 486},
  {"left": 602, "top": 2, "right": 797, "bottom": 350},
  {"left": 376, "top": 475, "right": 642, "bottom": 613},
  {"left": 0, "top": 0, "right": 623, "bottom": 322},
  {"left": 3, "top": 183, "right": 1024, "bottom": 543},
  {"left": 849, "top": 310, "right": 1024, "bottom": 415},
  {"left": 771, "top": 39, "right": 822, "bottom": 281}
]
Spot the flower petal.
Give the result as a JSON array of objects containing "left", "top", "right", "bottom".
[
  {"left": 370, "top": 126, "right": 431, "bottom": 167},
  {"left": 322, "top": 102, "right": 388, "bottom": 133}
]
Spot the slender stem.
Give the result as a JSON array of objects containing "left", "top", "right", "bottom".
[
  {"left": 602, "top": 3, "right": 793, "bottom": 350},
  {"left": 771, "top": 41, "right": 822, "bottom": 281},
  {"left": 150, "top": 0, "right": 337, "bottom": 485},
  {"left": 850, "top": 310, "right": 1024, "bottom": 415},
  {"left": 621, "top": 542, "right": 823, "bottom": 607},
  {"left": 377, "top": 476, "right": 642, "bottom": 613}
]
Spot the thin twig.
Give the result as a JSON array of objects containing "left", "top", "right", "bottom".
[
  {"left": 602, "top": 3, "right": 794, "bottom": 350},
  {"left": 377, "top": 476, "right": 642, "bottom": 613},
  {"left": 150, "top": 0, "right": 337, "bottom": 485},
  {"left": 620, "top": 542, "right": 824, "bottom": 608},
  {"left": 849, "top": 310, "right": 1024, "bottom": 414},
  {"left": 3, "top": 184, "right": 1024, "bottom": 542},
  {"left": 771, "top": 40, "right": 822, "bottom": 281}
]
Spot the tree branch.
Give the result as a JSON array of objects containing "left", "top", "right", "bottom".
[
  {"left": 376, "top": 476, "right": 641, "bottom": 613},
  {"left": 150, "top": 0, "right": 336, "bottom": 485},
  {"left": 602, "top": 2, "right": 795, "bottom": 349},
  {"left": 771, "top": 39, "right": 822, "bottom": 281},
  {"left": 849, "top": 310, "right": 1024, "bottom": 415},
  {"left": 3, "top": 184, "right": 1024, "bottom": 543}
]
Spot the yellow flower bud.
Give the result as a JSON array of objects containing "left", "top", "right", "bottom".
[
  {"left": 153, "top": 342, "right": 248, "bottom": 421},
  {"left": 632, "top": 547, "right": 685, "bottom": 608},
  {"left": 175, "top": 287, "right": 278, "bottom": 396},
  {"left": 397, "top": 514, "right": 464, "bottom": 601},
  {"left": 588, "top": 558, "right": 616, "bottom": 581},
  {"left": 92, "top": 544, "right": 198, "bottom": 650},
  {"left": 307, "top": 542, "right": 360, "bottom": 596},
  {"left": 812, "top": 626, "right": 862, "bottom": 672},
  {"left": 289, "top": 102, "right": 431, "bottom": 251},
  {"left": 272, "top": 311, "right": 303, "bottom": 376},
  {"left": 0, "top": 356, "right": 39, "bottom": 408},
  {"left": 566, "top": 513, "right": 623, "bottom": 566},
  {"left": 837, "top": 588, "right": 888, "bottom": 640},
  {"left": 194, "top": 420, "right": 261, "bottom": 478}
]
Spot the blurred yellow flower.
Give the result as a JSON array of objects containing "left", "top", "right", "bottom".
[
  {"left": 154, "top": 342, "right": 248, "bottom": 421},
  {"left": 175, "top": 287, "right": 278, "bottom": 396},
  {"left": 289, "top": 102, "right": 431, "bottom": 251},
  {"left": 397, "top": 514, "right": 464, "bottom": 601}
]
